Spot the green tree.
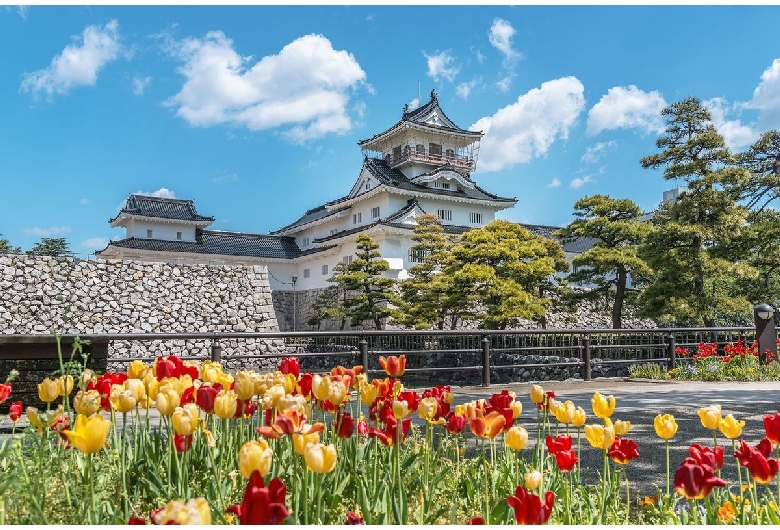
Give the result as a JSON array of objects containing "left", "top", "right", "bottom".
[
  {"left": 555, "top": 195, "right": 654, "bottom": 329},
  {"left": 444, "top": 220, "right": 568, "bottom": 330},
  {"left": 737, "top": 130, "right": 780, "bottom": 212},
  {"left": 307, "top": 261, "right": 349, "bottom": 330},
  {"left": 333, "top": 235, "right": 399, "bottom": 330},
  {"left": 638, "top": 97, "right": 751, "bottom": 326},
  {"left": 27, "top": 237, "right": 72, "bottom": 257},
  {"left": 0, "top": 233, "right": 20, "bottom": 254}
]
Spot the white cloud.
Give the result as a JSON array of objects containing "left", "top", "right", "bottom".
[
  {"left": 472, "top": 47, "right": 485, "bottom": 64},
  {"left": 570, "top": 175, "right": 595, "bottom": 189},
  {"left": 21, "top": 20, "right": 122, "bottom": 98},
  {"left": 472, "top": 76, "right": 586, "bottom": 172},
  {"left": 132, "top": 75, "right": 152, "bottom": 96},
  {"left": 496, "top": 75, "right": 514, "bottom": 93},
  {"left": 586, "top": 85, "right": 666, "bottom": 135},
  {"left": 704, "top": 97, "right": 758, "bottom": 150},
  {"left": 456, "top": 79, "right": 479, "bottom": 99},
  {"left": 747, "top": 58, "right": 780, "bottom": 131},
  {"left": 16, "top": 6, "right": 28, "bottom": 19},
  {"left": 424, "top": 50, "right": 459, "bottom": 82},
  {"left": 488, "top": 18, "right": 520, "bottom": 61},
  {"left": 137, "top": 187, "right": 176, "bottom": 199},
  {"left": 212, "top": 172, "right": 238, "bottom": 184},
  {"left": 80, "top": 198, "right": 90, "bottom": 205},
  {"left": 81, "top": 237, "right": 109, "bottom": 250},
  {"left": 24, "top": 226, "right": 71, "bottom": 237},
  {"left": 547, "top": 177, "right": 561, "bottom": 188},
  {"left": 581, "top": 140, "right": 617, "bottom": 164},
  {"left": 407, "top": 97, "right": 420, "bottom": 111},
  {"left": 166, "top": 32, "right": 367, "bottom": 142}
]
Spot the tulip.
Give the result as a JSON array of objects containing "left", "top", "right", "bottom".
[
  {"left": 525, "top": 470, "right": 543, "bottom": 490},
  {"left": 200, "top": 361, "right": 222, "bottom": 385},
  {"left": 418, "top": 397, "right": 439, "bottom": 423},
  {"left": 763, "top": 411, "right": 780, "bottom": 446},
  {"left": 698, "top": 405, "right": 722, "bottom": 430},
  {"left": 0, "top": 382, "right": 11, "bottom": 404},
  {"left": 62, "top": 414, "right": 111, "bottom": 454},
  {"left": 505, "top": 426, "right": 529, "bottom": 451},
  {"left": 506, "top": 485, "right": 554, "bottom": 525},
  {"left": 469, "top": 410, "right": 506, "bottom": 440},
  {"left": 156, "top": 387, "right": 180, "bottom": 416},
  {"left": 379, "top": 355, "right": 406, "bottom": 377},
  {"left": 553, "top": 450, "right": 578, "bottom": 472},
  {"left": 673, "top": 458, "right": 727, "bottom": 499},
  {"left": 74, "top": 390, "right": 102, "bottom": 416},
  {"left": 571, "top": 406, "right": 587, "bottom": 428},
  {"left": 196, "top": 384, "right": 219, "bottom": 414},
  {"left": 127, "top": 360, "right": 149, "bottom": 380},
  {"left": 445, "top": 413, "right": 467, "bottom": 435},
  {"left": 38, "top": 377, "right": 59, "bottom": 403},
  {"left": 613, "top": 420, "right": 631, "bottom": 436},
  {"left": 334, "top": 412, "right": 356, "bottom": 438},
  {"left": 654, "top": 413, "right": 678, "bottom": 439},
  {"left": 717, "top": 414, "right": 744, "bottom": 439},
  {"left": 608, "top": 437, "right": 639, "bottom": 465},
  {"left": 311, "top": 375, "right": 332, "bottom": 402},
  {"left": 510, "top": 400, "right": 523, "bottom": 419},
  {"left": 360, "top": 383, "right": 378, "bottom": 407},
  {"left": 357, "top": 415, "right": 369, "bottom": 436},
  {"left": 585, "top": 424, "right": 616, "bottom": 450},
  {"left": 110, "top": 388, "right": 137, "bottom": 414},
  {"left": 327, "top": 381, "right": 348, "bottom": 407},
  {"left": 279, "top": 357, "right": 300, "bottom": 379},
  {"left": 154, "top": 355, "right": 183, "bottom": 381},
  {"left": 392, "top": 399, "right": 409, "bottom": 420},
  {"left": 735, "top": 438, "right": 780, "bottom": 485},
  {"left": 688, "top": 443, "right": 723, "bottom": 471},
  {"left": 234, "top": 371, "right": 256, "bottom": 401},
  {"left": 214, "top": 390, "right": 238, "bottom": 420},
  {"left": 239, "top": 439, "right": 274, "bottom": 479},
  {"left": 345, "top": 512, "right": 365, "bottom": 525},
  {"left": 153, "top": 498, "right": 211, "bottom": 525},
  {"left": 303, "top": 442, "right": 338, "bottom": 473},
  {"left": 265, "top": 385, "right": 286, "bottom": 409},
  {"left": 226, "top": 471, "right": 290, "bottom": 525},
  {"left": 591, "top": 392, "right": 616, "bottom": 420},
  {"left": 9, "top": 401, "right": 23, "bottom": 422},
  {"left": 293, "top": 425, "right": 321, "bottom": 455},
  {"left": 57, "top": 375, "right": 74, "bottom": 397},
  {"left": 174, "top": 433, "right": 193, "bottom": 453},
  {"left": 125, "top": 378, "right": 146, "bottom": 403},
  {"left": 546, "top": 434, "right": 573, "bottom": 455},
  {"left": 530, "top": 384, "right": 545, "bottom": 405},
  {"left": 172, "top": 403, "right": 200, "bottom": 436}
]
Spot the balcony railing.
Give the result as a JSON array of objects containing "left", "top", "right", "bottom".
[{"left": 387, "top": 148, "right": 475, "bottom": 170}]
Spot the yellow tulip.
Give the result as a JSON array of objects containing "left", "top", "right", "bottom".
[
  {"left": 276, "top": 393, "right": 308, "bottom": 416},
  {"left": 392, "top": 380, "right": 404, "bottom": 397},
  {"left": 654, "top": 413, "right": 678, "bottom": 440},
  {"left": 530, "top": 384, "right": 545, "bottom": 405},
  {"left": 311, "top": 375, "right": 331, "bottom": 402},
  {"left": 510, "top": 400, "right": 523, "bottom": 419},
  {"left": 282, "top": 373, "right": 297, "bottom": 395},
  {"left": 719, "top": 414, "right": 745, "bottom": 439},
  {"left": 327, "top": 381, "right": 348, "bottom": 406},
  {"left": 614, "top": 420, "right": 631, "bottom": 436},
  {"left": 552, "top": 400, "right": 575, "bottom": 424},
  {"left": 360, "top": 384, "right": 377, "bottom": 407},
  {"left": 293, "top": 425, "right": 321, "bottom": 455},
  {"left": 505, "top": 426, "right": 529, "bottom": 451},
  {"left": 127, "top": 360, "right": 149, "bottom": 380},
  {"left": 392, "top": 399, "right": 409, "bottom": 419},
  {"left": 26, "top": 406, "right": 44, "bottom": 432},
  {"left": 125, "top": 378, "right": 147, "bottom": 403},
  {"left": 591, "top": 392, "right": 616, "bottom": 420},
  {"left": 200, "top": 361, "right": 222, "bottom": 385},
  {"left": 525, "top": 470, "right": 542, "bottom": 490},
  {"left": 172, "top": 403, "right": 200, "bottom": 436},
  {"left": 110, "top": 388, "right": 137, "bottom": 414},
  {"left": 57, "top": 375, "right": 74, "bottom": 397},
  {"left": 38, "top": 377, "right": 59, "bottom": 403},
  {"left": 238, "top": 439, "right": 273, "bottom": 479},
  {"left": 418, "top": 397, "right": 439, "bottom": 422},
  {"left": 265, "top": 385, "right": 286, "bottom": 409},
  {"left": 74, "top": 389, "right": 102, "bottom": 416},
  {"left": 584, "top": 424, "right": 616, "bottom": 450},
  {"left": 698, "top": 405, "right": 722, "bottom": 430},
  {"left": 304, "top": 442, "right": 338, "bottom": 473},
  {"left": 572, "top": 406, "right": 587, "bottom": 428},
  {"left": 216, "top": 372, "right": 234, "bottom": 389},
  {"left": 152, "top": 498, "right": 212, "bottom": 525},
  {"left": 214, "top": 390, "right": 238, "bottom": 420},
  {"left": 234, "top": 371, "right": 256, "bottom": 401},
  {"left": 156, "top": 387, "right": 180, "bottom": 416},
  {"left": 62, "top": 414, "right": 111, "bottom": 454}
]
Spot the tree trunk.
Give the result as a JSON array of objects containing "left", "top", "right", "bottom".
[{"left": 613, "top": 266, "right": 626, "bottom": 329}]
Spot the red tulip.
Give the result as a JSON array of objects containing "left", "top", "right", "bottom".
[
  {"left": 506, "top": 485, "right": 555, "bottom": 525},
  {"left": 368, "top": 417, "right": 411, "bottom": 446},
  {"left": 297, "top": 373, "right": 313, "bottom": 398},
  {"left": 608, "top": 437, "right": 640, "bottom": 465},
  {"left": 9, "top": 401, "right": 23, "bottom": 422},
  {"left": 127, "top": 516, "right": 146, "bottom": 524},
  {"left": 489, "top": 390, "right": 514, "bottom": 409},
  {"left": 467, "top": 516, "right": 485, "bottom": 525},
  {"left": 345, "top": 512, "right": 365, "bottom": 525},
  {"left": 0, "top": 382, "right": 11, "bottom": 404},
  {"left": 546, "top": 435, "right": 573, "bottom": 455},
  {"left": 226, "top": 471, "right": 290, "bottom": 525},
  {"left": 174, "top": 433, "right": 193, "bottom": 453},
  {"left": 673, "top": 458, "right": 727, "bottom": 499},
  {"left": 279, "top": 357, "right": 300, "bottom": 379},
  {"left": 553, "top": 449, "right": 578, "bottom": 472},
  {"left": 357, "top": 417, "right": 369, "bottom": 436},
  {"left": 180, "top": 386, "right": 195, "bottom": 406},
  {"left": 378, "top": 355, "right": 406, "bottom": 377},
  {"left": 196, "top": 384, "right": 219, "bottom": 414},
  {"left": 397, "top": 390, "right": 420, "bottom": 413},
  {"left": 734, "top": 438, "right": 780, "bottom": 485},
  {"left": 235, "top": 399, "right": 258, "bottom": 419},
  {"left": 154, "top": 355, "right": 183, "bottom": 380},
  {"left": 445, "top": 413, "right": 467, "bottom": 435},
  {"left": 334, "top": 412, "right": 356, "bottom": 438},
  {"left": 764, "top": 411, "right": 780, "bottom": 446},
  {"left": 181, "top": 363, "right": 199, "bottom": 380},
  {"left": 688, "top": 443, "right": 722, "bottom": 470}
]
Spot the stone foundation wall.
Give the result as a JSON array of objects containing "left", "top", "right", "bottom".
[{"left": 0, "top": 255, "right": 282, "bottom": 373}]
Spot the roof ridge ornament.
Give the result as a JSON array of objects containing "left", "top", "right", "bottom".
[
  {"left": 402, "top": 103, "right": 409, "bottom": 116},
  {"left": 430, "top": 89, "right": 437, "bottom": 102}
]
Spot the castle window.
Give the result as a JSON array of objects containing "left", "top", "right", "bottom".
[
  {"left": 302, "top": 237, "right": 309, "bottom": 247},
  {"left": 393, "top": 145, "right": 402, "bottom": 161},
  {"left": 371, "top": 206, "right": 380, "bottom": 218},
  {"left": 437, "top": 209, "right": 452, "bottom": 221},
  {"left": 415, "top": 144, "right": 425, "bottom": 154},
  {"left": 470, "top": 213, "right": 483, "bottom": 224},
  {"left": 176, "top": 231, "right": 182, "bottom": 240},
  {"left": 409, "top": 249, "right": 426, "bottom": 263},
  {"left": 322, "top": 264, "right": 329, "bottom": 275},
  {"left": 343, "top": 255, "right": 353, "bottom": 265},
  {"left": 429, "top": 143, "right": 442, "bottom": 158},
  {"left": 353, "top": 212, "right": 362, "bottom": 224},
  {"left": 330, "top": 229, "right": 338, "bottom": 235},
  {"left": 303, "top": 268, "right": 311, "bottom": 279},
  {"left": 146, "top": 229, "right": 154, "bottom": 238},
  {"left": 445, "top": 148, "right": 455, "bottom": 160}
]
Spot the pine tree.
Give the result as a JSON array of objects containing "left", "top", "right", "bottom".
[
  {"left": 555, "top": 195, "right": 653, "bottom": 329},
  {"left": 307, "top": 262, "right": 349, "bottom": 330},
  {"left": 27, "top": 237, "right": 72, "bottom": 257},
  {"left": 0, "top": 234, "right": 20, "bottom": 254}
]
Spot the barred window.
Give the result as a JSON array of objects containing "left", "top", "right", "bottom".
[
  {"left": 371, "top": 206, "right": 380, "bottom": 218},
  {"left": 303, "top": 269, "right": 310, "bottom": 279},
  {"left": 409, "top": 249, "right": 427, "bottom": 263},
  {"left": 470, "top": 213, "right": 483, "bottom": 224},
  {"left": 322, "top": 264, "right": 329, "bottom": 275},
  {"left": 437, "top": 209, "right": 452, "bottom": 221}
]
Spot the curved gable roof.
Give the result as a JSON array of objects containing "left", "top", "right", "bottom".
[{"left": 110, "top": 194, "right": 214, "bottom": 224}]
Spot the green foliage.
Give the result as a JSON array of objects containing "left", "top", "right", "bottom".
[
  {"left": 638, "top": 97, "right": 752, "bottom": 326},
  {"left": 27, "top": 237, "right": 72, "bottom": 257},
  {"left": 556, "top": 195, "right": 654, "bottom": 329},
  {"left": 0, "top": 233, "right": 20, "bottom": 254},
  {"left": 308, "top": 262, "right": 349, "bottom": 330}
]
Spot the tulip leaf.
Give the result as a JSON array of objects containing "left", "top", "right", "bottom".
[{"left": 490, "top": 497, "right": 510, "bottom": 524}]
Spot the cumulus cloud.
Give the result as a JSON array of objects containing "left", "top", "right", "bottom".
[
  {"left": 81, "top": 237, "right": 110, "bottom": 250},
  {"left": 136, "top": 187, "right": 176, "bottom": 199},
  {"left": 581, "top": 140, "right": 617, "bottom": 164},
  {"left": 586, "top": 85, "right": 666, "bottom": 136},
  {"left": 547, "top": 177, "right": 561, "bottom": 188},
  {"left": 747, "top": 58, "right": 780, "bottom": 131},
  {"left": 424, "top": 50, "right": 459, "bottom": 82},
  {"left": 132, "top": 75, "right": 152, "bottom": 95},
  {"left": 456, "top": 79, "right": 479, "bottom": 99},
  {"left": 407, "top": 97, "right": 420, "bottom": 111},
  {"left": 21, "top": 19, "right": 122, "bottom": 98},
  {"left": 472, "top": 76, "right": 586, "bottom": 172},
  {"left": 704, "top": 97, "right": 758, "bottom": 150},
  {"left": 570, "top": 175, "right": 595, "bottom": 189},
  {"left": 489, "top": 18, "right": 520, "bottom": 61},
  {"left": 166, "top": 32, "right": 367, "bottom": 142},
  {"left": 24, "top": 226, "right": 71, "bottom": 237}
]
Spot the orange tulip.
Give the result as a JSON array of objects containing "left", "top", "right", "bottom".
[
  {"left": 378, "top": 355, "right": 406, "bottom": 377},
  {"left": 469, "top": 410, "right": 506, "bottom": 439}
]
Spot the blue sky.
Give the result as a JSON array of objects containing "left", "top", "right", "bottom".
[{"left": 2, "top": 5, "right": 780, "bottom": 256}]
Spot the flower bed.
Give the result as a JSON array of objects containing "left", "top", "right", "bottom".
[{"left": 1, "top": 347, "right": 780, "bottom": 524}]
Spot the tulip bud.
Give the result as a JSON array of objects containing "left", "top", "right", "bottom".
[
  {"left": 234, "top": 371, "right": 256, "bottom": 401},
  {"left": 654, "top": 413, "right": 678, "bottom": 440},
  {"left": 57, "top": 375, "right": 74, "bottom": 397},
  {"left": 360, "top": 384, "right": 377, "bottom": 407},
  {"left": 312, "top": 375, "right": 331, "bottom": 402},
  {"left": 719, "top": 414, "right": 745, "bottom": 439},
  {"left": 505, "top": 426, "right": 529, "bottom": 451},
  {"left": 418, "top": 397, "right": 438, "bottom": 422},
  {"left": 525, "top": 470, "right": 543, "bottom": 490},
  {"left": 172, "top": 403, "right": 200, "bottom": 436},
  {"left": 572, "top": 406, "right": 587, "bottom": 428},
  {"left": 530, "top": 384, "right": 545, "bottom": 404},
  {"left": 303, "top": 442, "right": 338, "bottom": 473},
  {"left": 127, "top": 360, "right": 149, "bottom": 380},
  {"left": 156, "top": 387, "right": 180, "bottom": 416},
  {"left": 111, "top": 388, "right": 137, "bottom": 414},
  {"left": 74, "top": 389, "right": 102, "bottom": 417},
  {"left": 614, "top": 420, "right": 631, "bottom": 436},
  {"left": 238, "top": 440, "right": 273, "bottom": 479},
  {"left": 392, "top": 380, "right": 404, "bottom": 397},
  {"left": 392, "top": 399, "right": 409, "bottom": 419},
  {"left": 327, "top": 381, "right": 348, "bottom": 407},
  {"left": 591, "top": 392, "right": 616, "bottom": 420},
  {"left": 124, "top": 379, "right": 146, "bottom": 403},
  {"left": 698, "top": 405, "right": 722, "bottom": 430},
  {"left": 510, "top": 400, "right": 523, "bottom": 419},
  {"left": 214, "top": 390, "right": 238, "bottom": 420},
  {"left": 38, "top": 377, "right": 59, "bottom": 403}
]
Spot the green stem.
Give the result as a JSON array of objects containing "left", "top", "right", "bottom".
[
  {"left": 665, "top": 439, "right": 670, "bottom": 498},
  {"left": 624, "top": 466, "right": 630, "bottom": 524}
]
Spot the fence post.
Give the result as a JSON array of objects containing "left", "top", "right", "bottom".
[
  {"left": 739, "top": 329, "right": 747, "bottom": 346},
  {"left": 481, "top": 335, "right": 490, "bottom": 387},
  {"left": 581, "top": 336, "right": 591, "bottom": 381},
  {"left": 359, "top": 337, "right": 369, "bottom": 372},
  {"left": 666, "top": 334, "right": 676, "bottom": 371},
  {"left": 211, "top": 335, "right": 222, "bottom": 363}
]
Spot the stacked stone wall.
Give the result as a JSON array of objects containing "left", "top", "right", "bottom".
[{"left": 0, "top": 255, "right": 282, "bottom": 372}]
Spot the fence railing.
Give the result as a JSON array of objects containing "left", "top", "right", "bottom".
[{"left": 0, "top": 326, "right": 766, "bottom": 389}]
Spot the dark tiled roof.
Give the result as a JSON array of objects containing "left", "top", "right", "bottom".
[
  {"left": 271, "top": 204, "right": 347, "bottom": 235},
  {"left": 326, "top": 158, "right": 516, "bottom": 206},
  {"left": 383, "top": 198, "right": 422, "bottom": 222},
  {"left": 520, "top": 224, "right": 598, "bottom": 254},
  {"left": 99, "top": 229, "right": 334, "bottom": 260},
  {"left": 110, "top": 195, "right": 215, "bottom": 223}
]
